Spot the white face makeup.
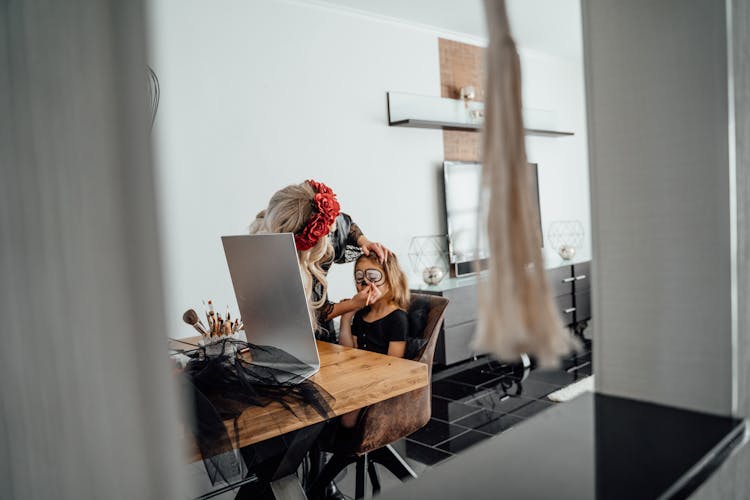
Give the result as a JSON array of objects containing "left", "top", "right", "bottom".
[
  {"left": 354, "top": 268, "right": 384, "bottom": 288},
  {"left": 354, "top": 257, "right": 390, "bottom": 302}
]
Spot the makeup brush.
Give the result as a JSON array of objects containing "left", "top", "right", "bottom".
[
  {"left": 183, "top": 309, "right": 208, "bottom": 335},
  {"left": 202, "top": 299, "right": 211, "bottom": 325},
  {"left": 192, "top": 309, "right": 209, "bottom": 332},
  {"left": 208, "top": 300, "right": 217, "bottom": 334}
]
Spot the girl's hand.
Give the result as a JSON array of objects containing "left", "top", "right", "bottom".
[
  {"left": 340, "top": 310, "right": 355, "bottom": 323},
  {"left": 339, "top": 310, "right": 356, "bottom": 348},
  {"left": 357, "top": 237, "right": 392, "bottom": 264}
]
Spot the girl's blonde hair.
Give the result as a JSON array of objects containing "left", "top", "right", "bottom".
[
  {"left": 357, "top": 253, "right": 410, "bottom": 311},
  {"left": 249, "top": 182, "right": 333, "bottom": 323}
]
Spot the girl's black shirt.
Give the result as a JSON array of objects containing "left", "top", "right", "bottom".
[{"left": 351, "top": 308, "right": 408, "bottom": 355}]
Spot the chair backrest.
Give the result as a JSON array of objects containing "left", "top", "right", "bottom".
[
  {"left": 408, "top": 293, "right": 449, "bottom": 374},
  {"left": 352, "top": 293, "right": 449, "bottom": 455}
]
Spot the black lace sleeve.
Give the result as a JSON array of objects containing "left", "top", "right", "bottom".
[
  {"left": 330, "top": 213, "right": 363, "bottom": 264},
  {"left": 348, "top": 221, "right": 364, "bottom": 247},
  {"left": 317, "top": 300, "right": 335, "bottom": 324}
]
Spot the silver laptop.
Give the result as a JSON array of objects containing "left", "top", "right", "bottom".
[{"left": 222, "top": 234, "right": 320, "bottom": 382}]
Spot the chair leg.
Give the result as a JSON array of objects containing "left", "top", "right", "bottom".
[
  {"left": 355, "top": 455, "right": 366, "bottom": 499},
  {"left": 368, "top": 445, "right": 418, "bottom": 481},
  {"left": 306, "top": 445, "right": 321, "bottom": 488},
  {"left": 367, "top": 455, "right": 381, "bottom": 495},
  {"left": 306, "top": 453, "right": 357, "bottom": 500}
]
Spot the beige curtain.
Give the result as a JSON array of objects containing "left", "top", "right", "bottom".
[
  {"left": 474, "top": 0, "right": 577, "bottom": 367},
  {"left": 0, "top": 0, "right": 185, "bottom": 497}
]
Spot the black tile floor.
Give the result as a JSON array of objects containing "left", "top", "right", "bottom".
[
  {"left": 405, "top": 348, "right": 591, "bottom": 458},
  {"left": 332, "top": 342, "right": 594, "bottom": 498}
]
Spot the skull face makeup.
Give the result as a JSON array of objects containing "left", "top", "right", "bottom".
[
  {"left": 354, "top": 268, "right": 384, "bottom": 287},
  {"left": 352, "top": 253, "right": 411, "bottom": 311}
]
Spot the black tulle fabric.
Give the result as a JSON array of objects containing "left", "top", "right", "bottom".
[{"left": 177, "top": 339, "right": 334, "bottom": 486}]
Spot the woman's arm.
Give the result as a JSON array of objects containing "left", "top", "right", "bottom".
[
  {"left": 387, "top": 341, "right": 406, "bottom": 358},
  {"left": 323, "top": 283, "right": 383, "bottom": 321},
  {"left": 339, "top": 312, "right": 357, "bottom": 348},
  {"left": 331, "top": 213, "right": 363, "bottom": 264},
  {"left": 336, "top": 213, "right": 392, "bottom": 264},
  {"left": 325, "top": 298, "right": 362, "bottom": 321}
]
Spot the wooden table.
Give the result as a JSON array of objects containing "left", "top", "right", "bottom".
[{"left": 172, "top": 338, "right": 429, "bottom": 498}]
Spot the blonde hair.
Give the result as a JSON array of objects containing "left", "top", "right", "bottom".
[
  {"left": 357, "top": 253, "right": 410, "bottom": 311},
  {"left": 249, "top": 182, "right": 334, "bottom": 322}
]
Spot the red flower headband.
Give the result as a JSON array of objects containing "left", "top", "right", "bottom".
[{"left": 294, "top": 180, "right": 341, "bottom": 251}]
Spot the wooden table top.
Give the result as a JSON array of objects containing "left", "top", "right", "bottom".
[{"left": 173, "top": 339, "right": 429, "bottom": 461}]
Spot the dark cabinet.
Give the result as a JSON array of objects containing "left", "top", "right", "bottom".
[
  {"left": 555, "top": 293, "right": 576, "bottom": 326},
  {"left": 441, "top": 285, "right": 478, "bottom": 327},
  {"left": 576, "top": 291, "right": 592, "bottom": 322},
  {"left": 572, "top": 261, "right": 591, "bottom": 325},
  {"left": 548, "top": 265, "right": 575, "bottom": 297},
  {"left": 439, "top": 285, "right": 479, "bottom": 365},
  {"left": 414, "top": 260, "right": 592, "bottom": 367},
  {"left": 550, "top": 261, "right": 592, "bottom": 329},
  {"left": 443, "top": 321, "right": 478, "bottom": 366}
]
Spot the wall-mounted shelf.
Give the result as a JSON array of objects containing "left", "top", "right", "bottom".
[
  {"left": 389, "top": 118, "right": 574, "bottom": 136},
  {"left": 389, "top": 119, "right": 478, "bottom": 131},
  {"left": 387, "top": 92, "right": 574, "bottom": 137}
]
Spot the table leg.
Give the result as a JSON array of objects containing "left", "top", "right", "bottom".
[
  {"left": 353, "top": 456, "right": 365, "bottom": 499},
  {"left": 271, "top": 422, "right": 325, "bottom": 481},
  {"left": 269, "top": 474, "right": 307, "bottom": 500},
  {"left": 233, "top": 423, "right": 324, "bottom": 500}
]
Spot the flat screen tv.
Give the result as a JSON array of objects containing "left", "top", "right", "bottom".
[{"left": 443, "top": 161, "right": 542, "bottom": 275}]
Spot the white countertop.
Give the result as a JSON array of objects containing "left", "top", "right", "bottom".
[{"left": 410, "top": 249, "right": 591, "bottom": 292}]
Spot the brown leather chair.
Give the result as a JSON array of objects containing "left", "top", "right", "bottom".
[{"left": 308, "top": 293, "right": 449, "bottom": 499}]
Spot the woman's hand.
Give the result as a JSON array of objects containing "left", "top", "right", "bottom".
[
  {"left": 328, "top": 283, "right": 383, "bottom": 320},
  {"left": 352, "top": 282, "right": 382, "bottom": 308},
  {"left": 357, "top": 236, "right": 392, "bottom": 264}
]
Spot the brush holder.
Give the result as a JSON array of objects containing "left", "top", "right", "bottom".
[{"left": 202, "top": 338, "right": 238, "bottom": 361}]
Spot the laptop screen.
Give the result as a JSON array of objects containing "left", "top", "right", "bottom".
[{"left": 222, "top": 234, "right": 320, "bottom": 376}]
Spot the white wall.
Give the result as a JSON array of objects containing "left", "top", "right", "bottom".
[
  {"left": 522, "top": 47, "right": 591, "bottom": 264},
  {"left": 147, "top": 0, "right": 590, "bottom": 338}
]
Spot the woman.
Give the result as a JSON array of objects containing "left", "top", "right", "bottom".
[{"left": 249, "top": 179, "right": 390, "bottom": 343}]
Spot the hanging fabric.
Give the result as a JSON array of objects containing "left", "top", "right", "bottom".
[{"left": 474, "top": 0, "right": 578, "bottom": 367}]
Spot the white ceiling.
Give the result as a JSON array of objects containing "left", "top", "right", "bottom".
[{"left": 313, "top": 0, "right": 583, "bottom": 60}]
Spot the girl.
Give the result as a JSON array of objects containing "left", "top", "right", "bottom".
[{"left": 338, "top": 253, "right": 411, "bottom": 427}]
